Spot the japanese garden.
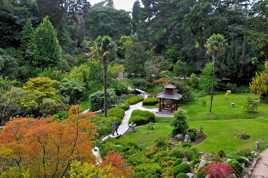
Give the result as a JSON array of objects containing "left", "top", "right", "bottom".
[{"left": 1, "top": 0, "right": 268, "bottom": 177}]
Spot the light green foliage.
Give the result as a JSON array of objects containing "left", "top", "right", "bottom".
[
  {"left": 23, "top": 77, "right": 59, "bottom": 100},
  {"left": 67, "top": 60, "right": 102, "bottom": 93},
  {"left": 200, "top": 63, "right": 214, "bottom": 94},
  {"left": 0, "top": 167, "right": 30, "bottom": 178},
  {"left": 143, "top": 98, "right": 158, "bottom": 106},
  {"left": 171, "top": 110, "right": 189, "bottom": 136},
  {"left": 205, "top": 33, "right": 226, "bottom": 57},
  {"left": 126, "top": 96, "right": 144, "bottom": 105},
  {"left": 250, "top": 61, "right": 268, "bottom": 98},
  {"left": 32, "top": 17, "right": 62, "bottom": 69},
  {"left": 129, "top": 110, "right": 155, "bottom": 126},
  {"left": 69, "top": 161, "right": 115, "bottom": 178},
  {"left": 108, "top": 107, "right": 125, "bottom": 124}
]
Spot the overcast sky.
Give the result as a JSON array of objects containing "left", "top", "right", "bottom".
[{"left": 89, "top": 0, "right": 136, "bottom": 12}]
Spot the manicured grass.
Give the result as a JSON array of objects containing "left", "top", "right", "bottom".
[
  {"left": 182, "top": 93, "right": 268, "bottom": 120},
  {"left": 106, "top": 117, "right": 173, "bottom": 149},
  {"left": 190, "top": 118, "right": 268, "bottom": 153},
  {"left": 106, "top": 93, "right": 268, "bottom": 153}
]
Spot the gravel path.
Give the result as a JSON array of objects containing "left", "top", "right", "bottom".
[{"left": 252, "top": 149, "right": 268, "bottom": 178}]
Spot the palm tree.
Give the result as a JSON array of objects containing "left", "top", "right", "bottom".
[
  {"left": 96, "top": 36, "right": 113, "bottom": 117},
  {"left": 205, "top": 34, "right": 225, "bottom": 112}
]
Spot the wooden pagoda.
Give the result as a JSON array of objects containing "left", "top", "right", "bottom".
[{"left": 157, "top": 84, "right": 182, "bottom": 112}]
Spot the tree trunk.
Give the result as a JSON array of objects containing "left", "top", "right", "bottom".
[
  {"left": 209, "top": 55, "right": 216, "bottom": 113},
  {"left": 103, "top": 52, "right": 109, "bottom": 117}
]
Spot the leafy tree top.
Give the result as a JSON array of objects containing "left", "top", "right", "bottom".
[{"left": 205, "top": 34, "right": 226, "bottom": 58}]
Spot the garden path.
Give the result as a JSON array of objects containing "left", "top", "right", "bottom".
[
  {"left": 252, "top": 149, "right": 268, "bottom": 178},
  {"left": 89, "top": 89, "right": 173, "bottom": 163}
]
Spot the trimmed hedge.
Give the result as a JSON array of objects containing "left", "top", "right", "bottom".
[
  {"left": 107, "top": 107, "right": 125, "bottom": 125},
  {"left": 129, "top": 110, "right": 155, "bottom": 126},
  {"left": 126, "top": 96, "right": 144, "bottom": 105},
  {"left": 143, "top": 97, "right": 158, "bottom": 106},
  {"left": 118, "top": 102, "right": 130, "bottom": 110}
]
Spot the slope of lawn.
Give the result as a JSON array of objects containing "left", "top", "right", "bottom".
[
  {"left": 104, "top": 117, "right": 173, "bottom": 149},
  {"left": 182, "top": 93, "right": 268, "bottom": 120},
  {"left": 104, "top": 93, "right": 268, "bottom": 153},
  {"left": 190, "top": 118, "right": 268, "bottom": 153}
]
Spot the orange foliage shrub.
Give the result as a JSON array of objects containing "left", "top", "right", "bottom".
[
  {"left": 0, "top": 106, "right": 96, "bottom": 177},
  {"left": 101, "top": 151, "right": 133, "bottom": 178},
  {"left": 153, "top": 77, "right": 171, "bottom": 86}
]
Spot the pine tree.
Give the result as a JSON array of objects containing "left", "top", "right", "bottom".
[
  {"left": 32, "top": 17, "right": 62, "bottom": 69},
  {"left": 21, "top": 19, "right": 34, "bottom": 62}
]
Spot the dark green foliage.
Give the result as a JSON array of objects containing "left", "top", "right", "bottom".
[
  {"left": 126, "top": 96, "right": 144, "bottom": 105},
  {"left": 125, "top": 42, "right": 151, "bottom": 77},
  {"left": 132, "top": 78, "right": 153, "bottom": 90},
  {"left": 32, "top": 17, "right": 63, "bottom": 69},
  {"left": 89, "top": 89, "right": 116, "bottom": 111},
  {"left": 0, "top": 49, "right": 18, "bottom": 79},
  {"left": 143, "top": 98, "right": 158, "bottom": 106},
  {"left": 196, "top": 172, "right": 206, "bottom": 178},
  {"left": 187, "top": 128, "right": 198, "bottom": 141},
  {"left": 176, "top": 173, "right": 189, "bottom": 178},
  {"left": 172, "top": 110, "right": 189, "bottom": 136},
  {"left": 39, "top": 98, "right": 65, "bottom": 116},
  {"left": 129, "top": 110, "right": 155, "bottom": 126},
  {"left": 229, "top": 159, "right": 243, "bottom": 177},
  {"left": 173, "top": 163, "right": 191, "bottom": 175},
  {"left": 174, "top": 60, "right": 193, "bottom": 77},
  {"left": 85, "top": 6, "right": 131, "bottom": 40}
]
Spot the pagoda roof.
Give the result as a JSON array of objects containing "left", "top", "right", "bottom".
[{"left": 157, "top": 92, "right": 182, "bottom": 100}]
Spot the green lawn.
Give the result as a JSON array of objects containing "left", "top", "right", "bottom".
[
  {"left": 107, "top": 93, "right": 268, "bottom": 153},
  {"left": 106, "top": 117, "right": 172, "bottom": 149}
]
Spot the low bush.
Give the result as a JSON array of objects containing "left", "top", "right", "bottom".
[
  {"left": 176, "top": 173, "right": 189, "bottom": 178},
  {"left": 172, "top": 110, "right": 189, "bottom": 136},
  {"left": 129, "top": 110, "right": 155, "bottom": 126},
  {"left": 118, "top": 102, "right": 130, "bottom": 110},
  {"left": 228, "top": 159, "right": 243, "bottom": 177},
  {"left": 107, "top": 107, "right": 125, "bottom": 124},
  {"left": 187, "top": 128, "right": 198, "bottom": 141},
  {"left": 173, "top": 163, "right": 191, "bottom": 175},
  {"left": 126, "top": 96, "right": 144, "bottom": 105},
  {"left": 196, "top": 172, "right": 206, "bottom": 178},
  {"left": 89, "top": 89, "right": 116, "bottom": 111},
  {"left": 143, "top": 97, "right": 158, "bottom": 106},
  {"left": 134, "top": 163, "right": 161, "bottom": 178}
]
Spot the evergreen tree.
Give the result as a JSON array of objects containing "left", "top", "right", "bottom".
[
  {"left": 21, "top": 19, "right": 34, "bottom": 61},
  {"left": 32, "top": 17, "right": 62, "bottom": 69}
]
